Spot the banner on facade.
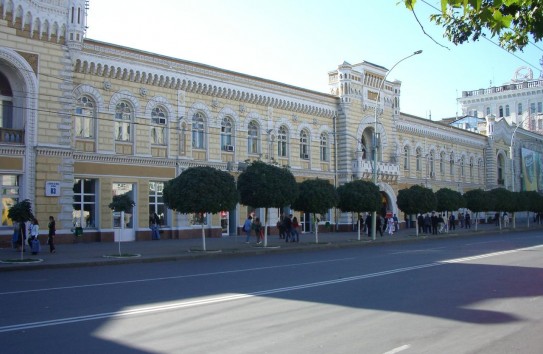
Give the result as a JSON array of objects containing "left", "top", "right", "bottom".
[{"left": 521, "top": 148, "right": 543, "bottom": 192}]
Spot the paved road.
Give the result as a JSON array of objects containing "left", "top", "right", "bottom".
[
  {"left": 1, "top": 222, "right": 541, "bottom": 271},
  {"left": 1, "top": 228, "right": 543, "bottom": 353}
]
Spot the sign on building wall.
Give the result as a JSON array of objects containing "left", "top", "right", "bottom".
[
  {"left": 521, "top": 148, "right": 543, "bottom": 192},
  {"left": 45, "top": 181, "right": 61, "bottom": 197}
]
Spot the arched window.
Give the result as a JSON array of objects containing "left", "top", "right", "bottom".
[
  {"left": 403, "top": 146, "right": 409, "bottom": 170},
  {"left": 440, "top": 151, "right": 445, "bottom": 175},
  {"left": 416, "top": 147, "right": 422, "bottom": 171},
  {"left": 320, "top": 133, "right": 328, "bottom": 162},
  {"left": 469, "top": 157, "right": 474, "bottom": 179},
  {"left": 0, "top": 71, "right": 14, "bottom": 132},
  {"left": 115, "top": 100, "right": 133, "bottom": 142},
  {"left": 75, "top": 95, "right": 95, "bottom": 138},
  {"left": 277, "top": 125, "right": 288, "bottom": 157},
  {"left": 497, "top": 155, "right": 504, "bottom": 185},
  {"left": 449, "top": 153, "right": 455, "bottom": 177},
  {"left": 300, "top": 129, "right": 309, "bottom": 159},
  {"left": 191, "top": 112, "right": 205, "bottom": 149},
  {"left": 498, "top": 105, "right": 504, "bottom": 117},
  {"left": 248, "top": 121, "right": 259, "bottom": 154},
  {"left": 429, "top": 151, "right": 435, "bottom": 176},
  {"left": 151, "top": 106, "right": 167, "bottom": 145},
  {"left": 460, "top": 156, "right": 465, "bottom": 177},
  {"left": 505, "top": 105, "right": 510, "bottom": 116},
  {"left": 221, "top": 116, "right": 234, "bottom": 151}
]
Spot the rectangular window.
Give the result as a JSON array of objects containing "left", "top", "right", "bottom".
[
  {"left": 149, "top": 181, "right": 167, "bottom": 226},
  {"left": 1, "top": 175, "right": 19, "bottom": 226},
  {"left": 72, "top": 178, "right": 97, "bottom": 228},
  {"left": 539, "top": 102, "right": 543, "bottom": 113},
  {"left": 531, "top": 103, "right": 536, "bottom": 114}
]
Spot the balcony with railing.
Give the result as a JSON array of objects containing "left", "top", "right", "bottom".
[{"left": 0, "top": 128, "right": 25, "bottom": 144}]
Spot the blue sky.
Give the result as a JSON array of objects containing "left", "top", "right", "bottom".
[{"left": 85, "top": 0, "right": 542, "bottom": 120}]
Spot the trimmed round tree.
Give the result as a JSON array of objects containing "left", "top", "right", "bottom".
[
  {"left": 464, "top": 188, "right": 490, "bottom": 230},
  {"left": 337, "top": 180, "right": 381, "bottom": 240},
  {"left": 8, "top": 199, "right": 35, "bottom": 260},
  {"left": 237, "top": 160, "right": 298, "bottom": 247},
  {"left": 489, "top": 187, "right": 513, "bottom": 229},
  {"left": 163, "top": 166, "right": 238, "bottom": 251},
  {"left": 291, "top": 178, "right": 338, "bottom": 243},
  {"left": 397, "top": 185, "right": 437, "bottom": 236}
]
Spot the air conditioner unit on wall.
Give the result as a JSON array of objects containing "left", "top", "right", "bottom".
[
  {"left": 302, "top": 154, "right": 309, "bottom": 159},
  {"left": 225, "top": 145, "right": 234, "bottom": 152}
]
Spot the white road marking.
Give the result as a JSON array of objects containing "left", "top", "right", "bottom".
[
  {"left": 384, "top": 344, "right": 411, "bottom": 354},
  {"left": 2, "top": 244, "right": 542, "bottom": 333},
  {"left": 0, "top": 257, "right": 355, "bottom": 296},
  {"left": 390, "top": 247, "right": 445, "bottom": 254}
]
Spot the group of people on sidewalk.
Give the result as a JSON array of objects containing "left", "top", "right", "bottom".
[
  {"left": 242, "top": 213, "right": 300, "bottom": 244},
  {"left": 11, "top": 216, "right": 56, "bottom": 254},
  {"left": 360, "top": 213, "right": 399, "bottom": 237},
  {"left": 415, "top": 212, "right": 473, "bottom": 235}
]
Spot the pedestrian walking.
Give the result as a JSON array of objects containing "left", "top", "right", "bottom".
[
  {"left": 253, "top": 217, "right": 263, "bottom": 244},
  {"left": 291, "top": 216, "right": 300, "bottom": 242},
  {"left": 386, "top": 216, "right": 394, "bottom": 235},
  {"left": 12, "top": 221, "right": 20, "bottom": 249},
  {"left": 465, "top": 213, "right": 471, "bottom": 229},
  {"left": 277, "top": 213, "right": 286, "bottom": 239},
  {"left": 150, "top": 212, "right": 161, "bottom": 240},
  {"left": 47, "top": 216, "right": 56, "bottom": 253},
  {"left": 376, "top": 216, "right": 383, "bottom": 237},
  {"left": 29, "top": 218, "right": 40, "bottom": 255},
  {"left": 417, "top": 214, "right": 424, "bottom": 234},
  {"left": 284, "top": 214, "right": 293, "bottom": 242},
  {"left": 243, "top": 216, "right": 252, "bottom": 244},
  {"left": 459, "top": 212, "right": 465, "bottom": 228},
  {"left": 365, "top": 214, "right": 372, "bottom": 237},
  {"left": 503, "top": 212, "right": 510, "bottom": 228},
  {"left": 393, "top": 214, "right": 399, "bottom": 232},
  {"left": 449, "top": 214, "right": 456, "bottom": 230}
]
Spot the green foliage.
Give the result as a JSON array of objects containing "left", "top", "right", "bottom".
[
  {"left": 396, "top": 185, "right": 437, "bottom": 215},
  {"left": 163, "top": 166, "right": 238, "bottom": 214},
  {"left": 291, "top": 178, "right": 338, "bottom": 215},
  {"left": 108, "top": 193, "right": 135, "bottom": 212},
  {"left": 435, "top": 187, "right": 465, "bottom": 212},
  {"left": 237, "top": 160, "right": 298, "bottom": 209},
  {"left": 336, "top": 180, "right": 381, "bottom": 213},
  {"left": 8, "top": 199, "right": 34, "bottom": 223},
  {"left": 521, "top": 191, "right": 543, "bottom": 213},
  {"left": 489, "top": 187, "right": 512, "bottom": 212},
  {"left": 403, "top": 0, "right": 543, "bottom": 51},
  {"left": 464, "top": 188, "right": 490, "bottom": 212}
]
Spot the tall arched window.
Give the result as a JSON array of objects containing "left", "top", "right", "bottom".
[
  {"left": 429, "top": 151, "right": 435, "bottom": 176},
  {"left": 449, "top": 153, "right": 455, "bottom": 177},
  {"left": 221, "top": 116, "right": 234, "bottom": 151},
  {"left": 320, "top": 132, "right": 328, "bottom": 161},
  {"left": 497, "top": 155, "right": 504, "bottom": 185},
  {"left": 440, "top": 151, "right": 445, "bottom": 175},
  {"left": 75, "top": 95, "right": 95, "bottom": 138},
  {"left": 248, "top": 121, "right": 259, "bottom": 154},
  {"left": 403, "top": 146, "right": 409, "bottom": 170},
  {"left": 498, "top": 105, "right": 504, "bottom": 117},
  {"left": 277, "top": 125, "right": 288, "bottom": 157},
  {"left": 469, "top": 157, "right": 474, "bottom": 179},
  {"left": 460, "top": 156, "right": 465, "bottom": 177},
  {"left": 0, "top": 72, "right": 14, "bottom": 133},
  {"left": 416, "top": 147, "right": 422, "bottom": 171},
  {"left": 192, "top": 112, "right": 205, "bottom": 149},
  {"left": 505, "top": 105, "right": 510, "bottom": 116},
  {"left": 300, "top": 129, "right": 309, "bottom": 159},
  {"left": 151, "top": 106, "right": 167, "bottom": 145},
  {"left": 115, "top": 100, "right": 133, "bottom": 142}
]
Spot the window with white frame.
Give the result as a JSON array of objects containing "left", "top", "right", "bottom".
[
  {"left": 278, "top": 125, "right": 288, "bottom": 157},
  {"left": 300, "top": 129, "right": 309, "bottom": 159},
  {"left": 505, "top": 105, "right": 510, "bottom": 116},
  {"left": 115, "top": 101, "right": 133, "bottom": 141},
  {"left": 192, "top": 112, "right": 205, "bottom": 149},
  {"left": 1, "top": 175, "right": 19, "bottom": 226},
  {"left": 75, "top": 95, "right": 95, "bottom": 138},
  {"left": 518, "top": 103, "right": 523, "bottom": 115},
  {"left": 221, "top": 116, "right": 233, "bottom": 151},
  {"left": 149, "top": 181, "right": 167, "bottom": 226},
  {"left": 151, "top": 106, "right": 167, "bottom": 145},
  {"left": 72, "top": 178, "right": 97, "bottom": 228},
  {"left": 320, "top": 132, "right": 328, "bottom": 161},
  {"left": 429, "top": 151, "right": 435, "bottom": 176},
  {"left": 416, "top": 147, "right": 422, "bottom": 171},
  {"left": 248, "top": 121, "right": 259, "bottom": 154},
  {"left": 0, "top": 72, "right": 14, "bottom": 131}
]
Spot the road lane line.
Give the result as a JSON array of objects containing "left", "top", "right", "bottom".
[
  {"left": 1, "top": 244, "right": 542, "bottom": 333},
  {"left": 0, "top": 257, "right": 355, "bottom": 296},
  {"left": 384, "top": 344, "right": 410, "bottom": 354}
]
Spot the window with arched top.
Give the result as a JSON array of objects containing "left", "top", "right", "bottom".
[
  {"left": 429, "top": 151, "right": 435, "bottom": 176},
  {"left": 440, "top": 151, "right": 445, "bottom": 175},
  {"left": 449, "top": 153, "right": 455, "bottom": 177},
  {"left": 300, "top": 129, "right": 309, "bottom": 159},
  {"left": 151, "top": 106, "right": 167, "bottom": 145},
  {"left": 403, "top": 146, "right": 410, "bottom": 170},
  {"left": 75, "top": 95, "right": 95, "bottom": 138},
  {"left": 505, "top": 105, "right": 510, "bottom": 116},
  {"left": 115, "top": 100, "right": 133, "bottom": 141},
  {"left": 320, "top": 133, "right": 329, "bottom": 162},
  {"left": 221, "top": 116, "right": 234, "bottom": 151},
  {"left": 460, "top": 156, "right": 465, "bottom": 177},
  {"left": 416, "top": 147, "right": 422, "bottom": 171},
  {"left": 277, "top": 125, "right": 288, "bottom": 157},
  {"left": 248, "top": 121, "right": 259, "bottom": 154},
  {"left": 469, "top": 157, "right": 474, "bottom": 179},
  {"left": 499, "top": 106, "right": 504, "bottom": 117},
  {"left": 192, "top": 112, "right": 205, "bottom": 149}
]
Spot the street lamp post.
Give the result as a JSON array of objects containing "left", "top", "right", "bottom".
[{"left": 371, "top": 50, "right": 422, "bottom": 240}]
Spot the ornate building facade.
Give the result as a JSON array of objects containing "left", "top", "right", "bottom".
[{"left": 1, "top": 0, "right": 541, "bottom": 244}]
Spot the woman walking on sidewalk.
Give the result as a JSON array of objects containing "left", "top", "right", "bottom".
[{"left": 48, "top": 216, "right": 56, "bottom": 253}]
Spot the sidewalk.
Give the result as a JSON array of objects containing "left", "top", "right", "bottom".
[{"left": 1, "top": 222, "right": 538, "bottom": 271}]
